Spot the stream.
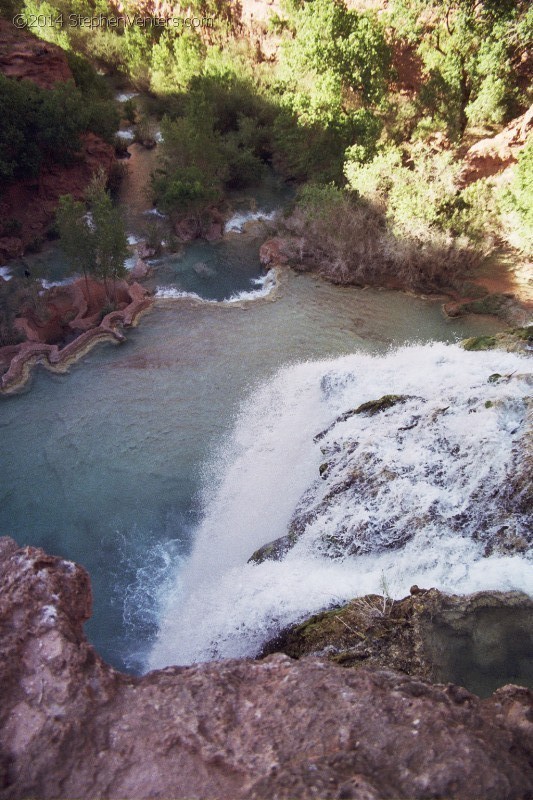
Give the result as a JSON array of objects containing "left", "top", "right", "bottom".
[{"left": 0, "top": 141, "right": 529, "bottom": 678}]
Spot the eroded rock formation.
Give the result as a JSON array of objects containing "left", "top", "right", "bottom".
[
  {"left": 459, "top": 104, "right": 533, "bottom": 187},
  {"left": 0, "top": 19, "right": 72, "bottom": 88},
  {"left": 261, "top": 588, "right": 533, "bottom": 696},
  {"left": 0, "top": 279, "right": 153, "bottom": 395},
  {"left": 1, "top": 536, "right": 532, "bottom": 800}
]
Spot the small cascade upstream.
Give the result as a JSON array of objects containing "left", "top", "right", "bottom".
[{"left": 149, "top": 343, "right": 532, "bottom": 669}]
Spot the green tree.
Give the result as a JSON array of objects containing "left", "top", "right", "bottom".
[
  {"left": 390, "top": 0, "right": 532, "bottom": 138},
  {"left": 280, "top": 0, "right": 391, "bottom": 109},
  {"left": 86, "top": 175, "right": 128, "bottom": 302},
  {"left": 499, "top": 135, "right": 533, "bottom": 255},
  {"left": 152, "top": 104, "right": 227, "bottom": 221},
  {"left": 150, "top": 30, "right": 206, "bottom": 94},
  {"left": 271, "top": 0, "right": 389, "bottom": 180},
  {"left": 57, "top": 176, "right": 128, "bottom": 304}
]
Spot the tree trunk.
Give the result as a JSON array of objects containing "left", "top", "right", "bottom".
[
  {"left": 82, "top": 268, "right": 91, "bottom": 307},
  {"left": 459, "top": 65, "right": 472, "bottom": 136}
]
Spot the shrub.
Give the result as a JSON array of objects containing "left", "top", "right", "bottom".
[
  {"left": 0, "top": 74, "right": 118, "bottom": 186},
  {"left": 498, "top": 135, "right": 533, "bottom": 255},
  {"left": 286, "top": 181, "right": 484, "bottom": 291}
]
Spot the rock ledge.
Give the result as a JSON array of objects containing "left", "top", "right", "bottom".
[{"left": 1, "top": 536, "right": 532, "bottom": 800}]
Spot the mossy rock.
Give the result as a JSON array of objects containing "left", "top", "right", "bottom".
[
  {"left": 461, "top": 294, "right": 509, "bottom": 316},
  {"left": 508, "top": 325, "right": 533, "bottom": 341},
  {"left": 260, "top": 590, "right": 533, "bottom": 693},
  {"left": 462, "top": 335, "right": 497, "bottom": 351},
  {"left": 462, "top": 326, "right": 533, "bottom": 353},
  {"left": 456, "top": 281, "right": 490, "bottom": 300},
  {"left": 314, "top": 395, "right": 412, "bottom": 441},
  {"left": 248, "top": 531, "right": 299, "bottom": 564},
  {"left": 353, "top": 394, "right": 410, "bottom": 416}
]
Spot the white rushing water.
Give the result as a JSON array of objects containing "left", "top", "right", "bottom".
[
  {"left": 155, "top": 269, "right": 279, "bottom": 303},
  {"left": 0, "top": 266, "right": 13, "bottom": 280},
  {"left": 115, "top": 128, "right": 135, "bottom": 141},
  {"left": 224, "top": 209, "right": 277, "bottom": 233},
  {"left": 149, "top": 343, "right": 532, "bottom": 669}
]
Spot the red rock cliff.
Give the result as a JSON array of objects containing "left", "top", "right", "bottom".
[{"left": 0, "top": 20, "right": 115, "bottom": 262}]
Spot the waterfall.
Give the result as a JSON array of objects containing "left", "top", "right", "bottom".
[{"left": 148, "top": 342, "right": 532, "bottom": 669}]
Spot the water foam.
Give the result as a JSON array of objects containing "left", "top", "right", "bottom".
[
  {"left": 224, "top": 209, "right": 277, "bottom": 233},
  {"left": 40, "top": 277, "right": 76, "bottom": 290},
  {"left": 155, "top": 269, "right": 278, "bottom": 304},
  {"left": 148, "top": 343, "right": 532, "bottom": 669},
  {"left": 115, "top": 128, "right": 135, "bottom": 141},
  {"left": 116, "top": 91, "right": 139, "bottom": 102}
]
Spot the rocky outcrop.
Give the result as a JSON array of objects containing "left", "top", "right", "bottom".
[
  {"left": 0, "top": 280, "right": 153, "bottom": 395},
  {"left": 259, "top": 236, "right": 295, "bottom": 266},
  {"left": 261, "top": 588, "right": 533, "bottom": 696},
  {"left": 174, "top": 208, "right": 225, "bottom": 243},
  {"left": 459, "top": 104, "right": 533, "bottom": 187},
  {"left": 0, "top": 19, "right": 72, "bottom": 89},
  {"left": 1, "top": 536, "right": 533, "bottom": 800}
]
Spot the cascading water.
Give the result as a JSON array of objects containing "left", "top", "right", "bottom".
[{"left": 148, "top": 342, "right": 532, "bottom": 669}]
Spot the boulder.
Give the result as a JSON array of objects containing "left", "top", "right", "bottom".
[
  {"left": 259, "top": 236, "right": 292, "bottom": 266},
  {"left": 459, "top": 104, "right": 533, "bottom": 186}
]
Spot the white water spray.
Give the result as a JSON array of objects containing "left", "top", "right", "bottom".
[
  {"left": 224, "top": 209, "right": 277, "bottom": 233},
  {"left": 148, "top": 343, "right": 532, "bottom": 669},
  {"left": 155, "top": 269, "right": 279, "bottom": 304}
]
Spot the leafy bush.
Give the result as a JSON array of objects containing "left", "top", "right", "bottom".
[
  {"left": 0, "top": 73, "right": 118, "bottom": 185},
  {"left": 287, "top": 179, "right": 484, "bottom": 291},
  {"left": 499, "top": 135, "right": 533, "bottom": 255}
]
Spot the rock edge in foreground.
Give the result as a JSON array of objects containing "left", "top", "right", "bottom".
[{"left": 1, "top": 536, "right": 532, "bottom": 800}]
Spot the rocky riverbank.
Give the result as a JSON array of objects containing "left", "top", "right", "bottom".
[
  {"left": 0, "top": 535, "right": 532, "bottom": 800},
  {"left": 0, "top": 279, "right": 153, "bottom": 395}
]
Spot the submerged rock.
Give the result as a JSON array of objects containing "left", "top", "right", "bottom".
[
  {"left": 461, "top": 325, "right": 533, "bottom": 352},
  {"left": 1, "top": 537, "right": 533, "bottom": 800}
]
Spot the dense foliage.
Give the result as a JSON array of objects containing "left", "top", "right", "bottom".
[
  {"left": 499, "top": 135, "right": 533, "bottom": 254},
  {"left": 0, "top": 72, "right": 118, "bottom": 185},
  {"left": 391, "top": 0, "right": 532, "bottom": 138},
  {"left": 1, "top": 0, "right": 532, "bottom": 282},
  {"left": 56, "top": 173, "right": 128, "bottom": 301}
]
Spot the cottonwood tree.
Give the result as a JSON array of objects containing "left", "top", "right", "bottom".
[
  {"left": 390, "top": 0, "right": 532, "bottom": 137},
  {"left": 57, "top": 171, "right": 128, "bottom": 305}
]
